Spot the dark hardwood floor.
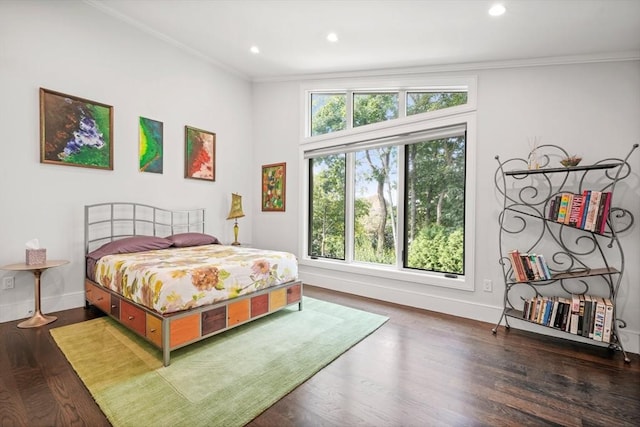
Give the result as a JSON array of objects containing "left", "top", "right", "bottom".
[{"left": 1, "top": 285, "right": 638, "bottom": 426}]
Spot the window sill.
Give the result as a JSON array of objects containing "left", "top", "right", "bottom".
[{"left": 299, "top": 256, "right": 474, "bottom": 291}]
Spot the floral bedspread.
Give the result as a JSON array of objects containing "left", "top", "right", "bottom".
[{"left": 93, "top": 245, "right": 298, "bottom": 314}]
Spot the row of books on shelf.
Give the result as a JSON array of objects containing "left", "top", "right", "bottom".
[
  {"left": 547, "top": 190, "right": 612, "bottom": 233},
  {"left": 508, "top": 250, "right": 551, "bottom": 282},
  {"left": 522, "top": 294, "right": 614, "bottom": 343}
]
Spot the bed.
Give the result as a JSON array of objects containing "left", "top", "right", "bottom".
[{"left": 84, "top": 202, "right": 302, "bottom": 366}]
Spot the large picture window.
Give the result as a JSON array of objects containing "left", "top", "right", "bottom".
[
  {"left": 303, "top": 78, "right": 475, "bottom": 289},
  {"left": 307, "top": 126, "right": 466, "bottom": 276}
]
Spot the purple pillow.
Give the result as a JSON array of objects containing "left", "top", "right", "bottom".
[
  {"left": 167, "top": 233, "right": 220, "bottom": 248},
  {"left": 87, "top": 236, "right": 172, "bottom": 260}
]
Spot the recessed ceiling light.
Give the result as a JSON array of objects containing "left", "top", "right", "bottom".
[
  {"left": 488, "top": 3, "right": 506, "bottom": 16},
  {"left": 249, "top": 45, "right": 260, "bottom": 54},
  {"left": 327, "top": 32, "right": 338, "bottom": 43}
]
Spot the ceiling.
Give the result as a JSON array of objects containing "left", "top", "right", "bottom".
[{"left": 86, "top": 0, "right": 640, "bottom": 81}]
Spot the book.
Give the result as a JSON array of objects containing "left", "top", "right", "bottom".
[
  {"left": 597, "top": 192, "right": 612, "bottom": 234},
  {"left": 508, "top": 250, "right": 526, "bottom": 282},
  {"left": 548, "top": 197, "right": 558, "bottom": 220},
  {"left": 582, "top": 295, "right": 593, "bottom": 337},
  {"left": 570, "top": 294, "right": 580, "bottom": 334},
  {"left": 577, "top": 295, "right": 585, "bottom": 335},
  {"left": 578, "top": 190, "right": 591, "bottom": 229},
  {"left": 538, "top": 254, "right": 552, "bottom": 280},
  {"left": 592, "top": 297, "right": 606, "bottom": 341},
  {"left": 602, "top": 298, "right": 614, "bottom": 343},
  {"left": 559, "top": 298, "right": 572, "bottom": 331},
  {"left": 542, "top": 298, "right": 553, "bottom": 325},
  {"left": 567, "top": 194, "right": 583, "bottom": 227},
  {"left": 536, "top": 297, "right": 546, "bottom": 324},
  {"left": 584, "top": 191, "right": 602, "bottom": 232},
  {"left": 520, "top": 254, "right": 535, "bottom": 281},
  {"left": 549, "top": 298, "right": 560, "bottom": 327},
  {"left": 557, "top": 193, "right": 571, "bottom": 223},
  {"left": 529, "top": 254, "right": 541, "bottom": 280},
  {"left": 533, "top": 255, "right": 546, "bottom": 280}
]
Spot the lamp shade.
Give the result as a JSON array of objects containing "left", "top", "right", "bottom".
[{"left": 226, "top": 193, "right": 245, "bottom": 220}]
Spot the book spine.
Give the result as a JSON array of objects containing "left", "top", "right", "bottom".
[
  {"left": 549, "top": 298, "right": 559, "bottom": 327},
  {"left": 548, "top": 197, "right": 558, "bottom": 220},
  {"left": 592, "top": 297, "right": 606, "bottom": 341},
  {"left": 582, "top": 295, "right": 593, "bottom": 338},
  {"left": 598, "top": 192, "right": 612, "bottom": 234},
  {"left": 567, "top": 194, "right": 583, "bottom": 227},
  {"left": 537, "top": 254, "right": 552, "bottom": 280},
  {"left": 560, "top": 298, "right": 571, "bottom": 331},
  {"left": 577, "top": 295, "right": 585, "bottom": 335},
  {"left": 602, "top": 298, "right": 614, "bottom": 343},
  {"left": 520, "top": 254, "right": 535, "bottom": 281},
  {"left": 570, "top": 295, "right": 580, "bottom": 334},
  {"left": 508, "top": 250, "right": 526, "bottom": 282},
  {"left": 529, "top": 254, "right": 541, "bottom": 280},
  {"left": 579, "top": 190, "right": 591, "bottom": 229},
  {"left": 557, "top": 193, "right": 570, "bottom": 223},
  {"left": 584, "top": 191, "right": 601, "bottom": 232}
]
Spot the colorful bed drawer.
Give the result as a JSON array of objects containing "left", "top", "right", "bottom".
[
  {"left": 202, "top": 306, "right": 226, "bottom": 335},
  {"left": 269, "top": 288, "right": 287, "bottom": 311},
  {"left": 85, "top": 281, "right": 110, "bottom": 314},
  {"left": 120, "top": 301, "right": 146, "bottom": 336},
  {"left": 287, "top": 283, "right": 302, "bottom": 304},
  {"left": 228, "top": 299, "right": 250, "bottom": 326},
  {"left": 110, "top": 295, "right": 120, "bottom": 319},
  {"left": 251, "top": 294, "right": 269, "bottom": 317},
  {"left": 170, "top": 314, "right": 200, "bottom": 348},
  {"left": 146, "top": 314, "right": 163, "bottom": 347}
]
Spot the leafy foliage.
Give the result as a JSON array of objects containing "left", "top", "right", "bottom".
[
  {"left": 407, "top": 225, "right": 464, "bottom": 274},
  {"left": 309, "top": 90, "right": 467, "bottom": 274}
]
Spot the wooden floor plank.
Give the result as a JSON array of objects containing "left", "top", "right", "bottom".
[{"left": 0, "top": 284, "right": 638, "bottom": 426}]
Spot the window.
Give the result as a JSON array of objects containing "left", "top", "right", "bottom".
[
  {"left": 353, "top": 93, "right": 398, "bottom": 127},
  {"left": 406, "top": 91, "right": 468, "bottom": 116},
  {"left": 309, "top": 154, "right": 346, "bottom": 259},
  {"left": 307, "top": 125, "right": 466, "bottom": 276},
  {"left": 310, "top": 89, "right": 468, "bottom": 137},
  {"left": 303, "top": 77, "right": 476, "bottom": 290},
  {"left": 310, "top": 93, "right": 345, "bottom": 136},
  {"left": 404, "top": 134, "right": 466, "bottom": 274}
]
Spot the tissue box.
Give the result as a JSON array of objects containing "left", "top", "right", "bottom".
[{"left": 26, "top": 249, "right": 46, "bottom": 265}]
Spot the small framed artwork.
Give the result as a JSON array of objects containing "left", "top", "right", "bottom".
[
  {"left": 184, "top": 126, "right": 215, "bottom": 181},
  {"left": 40, "top": 88, "right": 113, "bottom": 170},
  {"left": 139, "top": 117, "right": 163, "bottom": 173},
  {"left": 262, "top": 162, "right": 286, "bottom": 211}
]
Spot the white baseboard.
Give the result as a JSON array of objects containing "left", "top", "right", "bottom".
[
  {"left": 0, "top": 291, "right": 85, "bottom": 324},
  {"left": 301, "top": 270, "right": 640, "bottom": 356}
]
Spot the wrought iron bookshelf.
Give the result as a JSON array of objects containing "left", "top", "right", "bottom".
[{"left": 492, "top": 143, "right": 638, "bottom": 363}]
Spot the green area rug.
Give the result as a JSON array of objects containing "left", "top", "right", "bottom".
[{"left": 51, "top": 297, "right": 388, "bottom": 427}]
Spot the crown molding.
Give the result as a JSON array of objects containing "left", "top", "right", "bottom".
[{"left": 252, "top": 51, "right": 640, "bottom": 84}]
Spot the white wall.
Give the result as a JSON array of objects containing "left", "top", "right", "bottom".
[
  {"left": 0, "top": 1, "right": 253, "bottom": 321},
  {"left": 1, "top": 1, "right": 638, "bottom": 357},
  {"left": 251, "top": 60, "right": 640, "bottom": 354}
]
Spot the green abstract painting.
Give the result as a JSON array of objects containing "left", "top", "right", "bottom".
[
  {"left": 40, "top": 88, "right": 113, "bottom": 170},
  {"left": 139, "top": 117, "right": 163, "bottom": 173}
]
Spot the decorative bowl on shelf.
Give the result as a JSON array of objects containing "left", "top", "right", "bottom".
[{"left": 560, "top": 156, "right": 582, "bottom": 167}]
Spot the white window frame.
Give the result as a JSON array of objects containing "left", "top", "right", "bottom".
[{"left": 299, "top": 76, "right": 477, "bottom": 291}]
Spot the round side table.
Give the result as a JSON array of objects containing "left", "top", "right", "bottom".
[{"left": 1, "top": 260, "right": 69, "bottom": 328}]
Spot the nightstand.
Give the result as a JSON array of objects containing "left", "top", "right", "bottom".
[{"left": 1, "top": 259, "right": 69, "bottom": 328}]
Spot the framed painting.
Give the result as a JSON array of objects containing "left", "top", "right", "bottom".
[
  {"left": 40, "top": 88, "right": 113, "bottom": 170},
  {"left": 139, "top": 117, "right": 163, "bottom": 173},
  {"left": 262, "top": 162, "right": 286, "bottom": 211},
  {"left": 184, "top": 126, "right": 215, "bottom": 181}
]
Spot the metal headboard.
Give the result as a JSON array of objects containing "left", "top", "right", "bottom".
[{"left": 84, "top": 202, "right": 205, "bottom": 254}]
